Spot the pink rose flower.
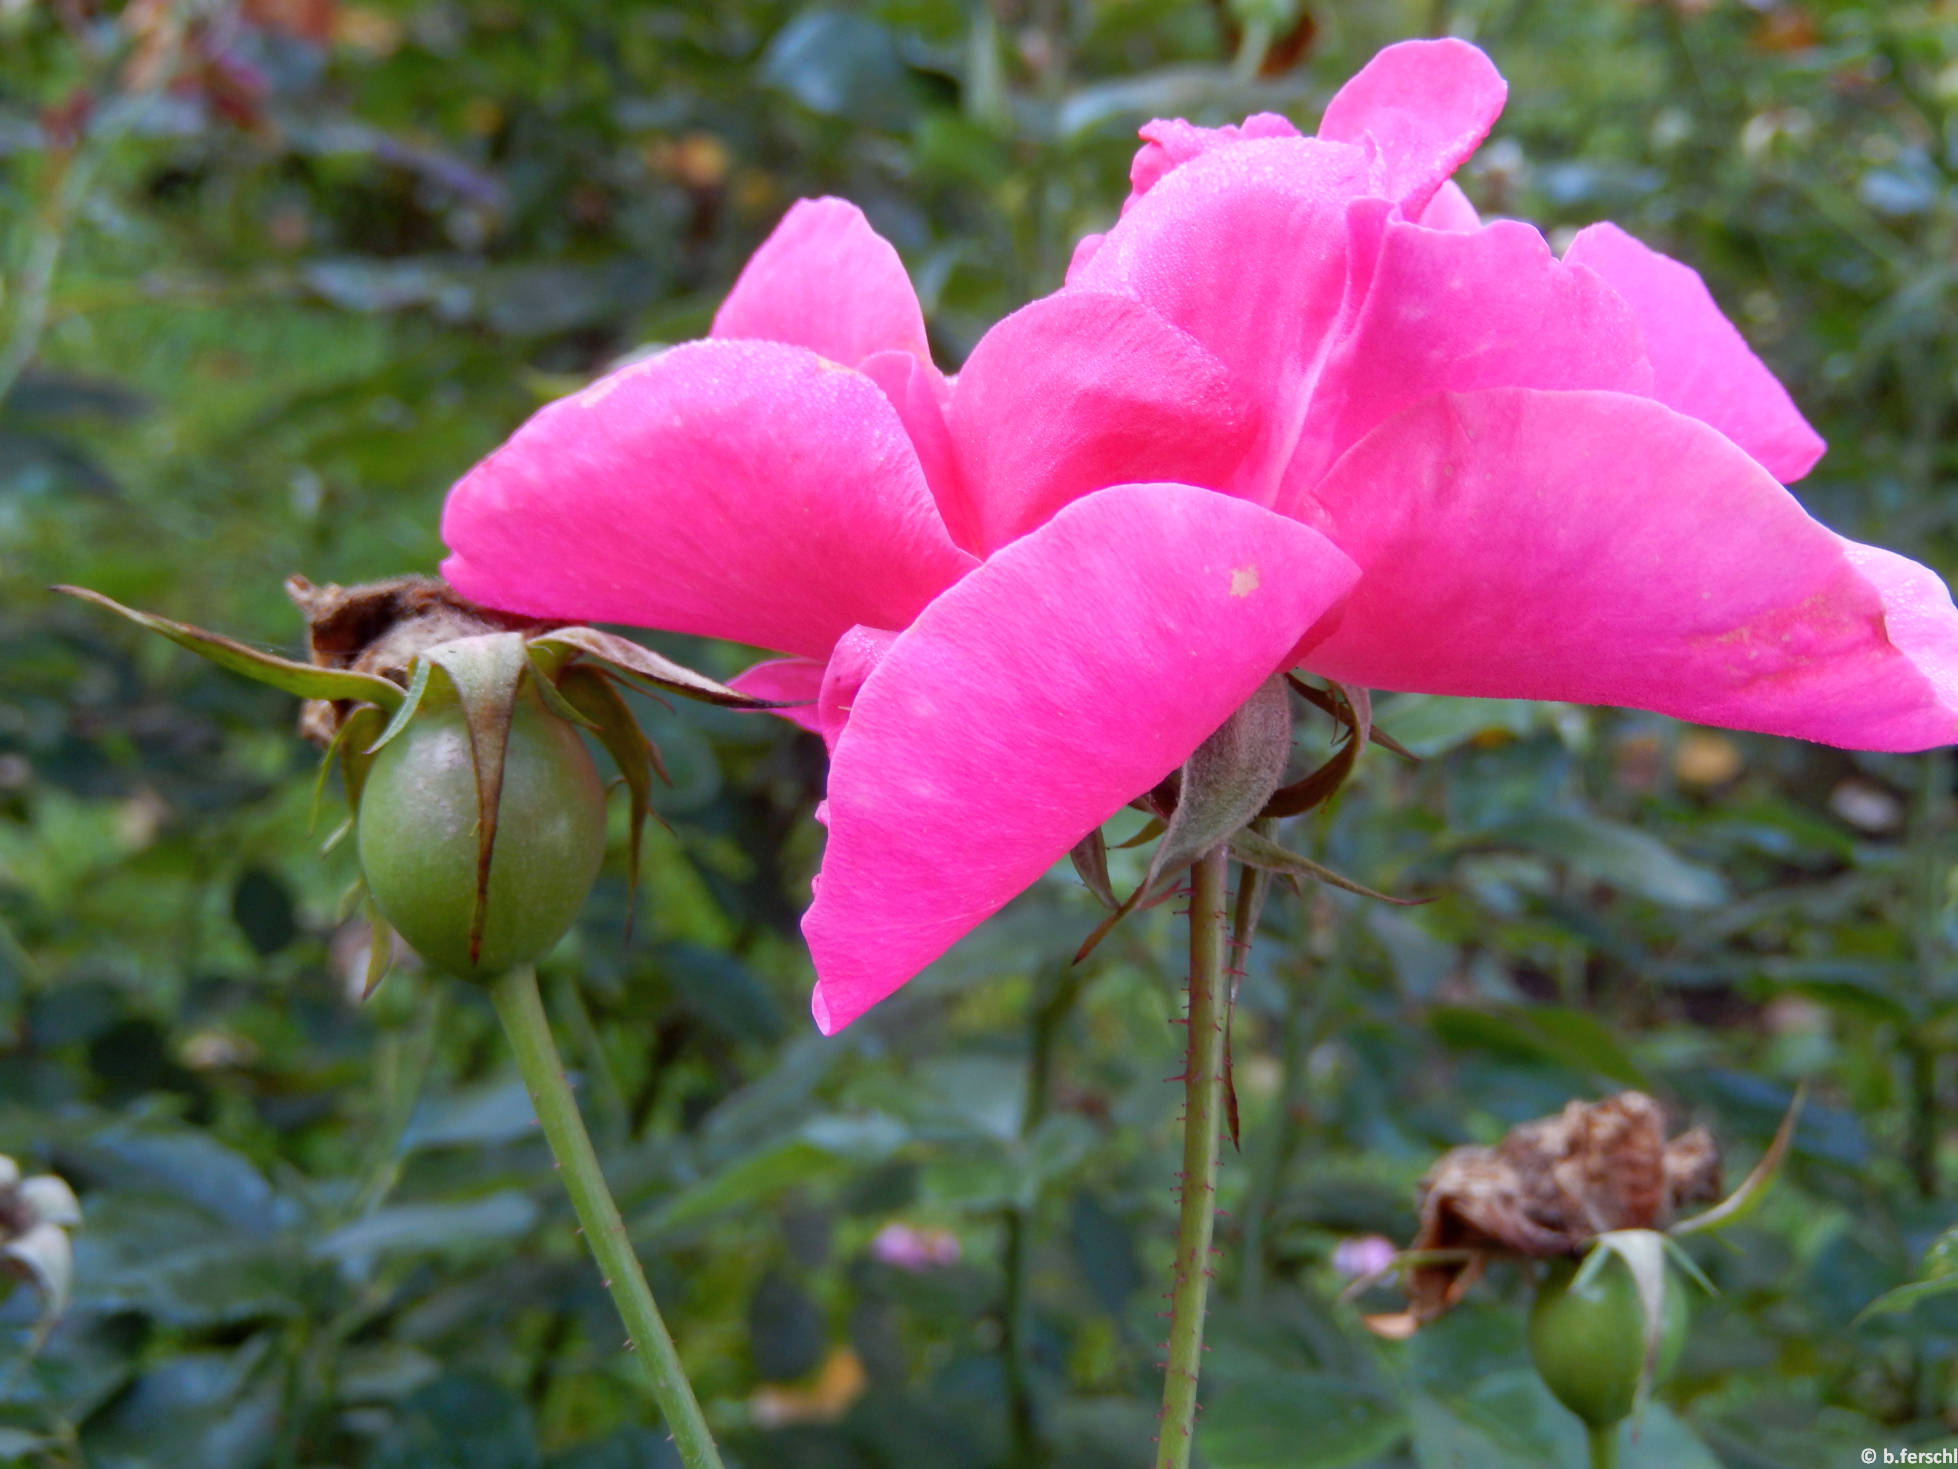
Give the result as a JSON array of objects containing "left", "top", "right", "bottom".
[{"left": 441, "top": 41, "right": 1958, "bottom": 1034}]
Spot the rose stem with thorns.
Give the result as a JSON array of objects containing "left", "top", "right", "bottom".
[{"left": 1154, "top": 846, "right": 1231, "bottom": 1469}]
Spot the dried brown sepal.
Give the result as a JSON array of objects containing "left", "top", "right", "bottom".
[
  {"left": 1069, "top": 828, "right": 1118, "bottom": 911},
  {"left": 1221, "top": 835, "right": 1272, "bottom": 1153},
  {"left": 555, "top": 664, "right": 667, "bottom": 936},
  {"left": 1286, "top": 674, "right": 1418, "bottom": 762},
  {"left": 285, "top": 574, "right": 551, "bottom": 743},
  {"left": 1260, "top": 681, "right": 1370, "bottom": 820},
  {"left": 1397, "top": 1092, "right": 1721, "bottom": 1325},
  {"left": 1227, "top": 826, "right": 1425, "bottom": 906}
]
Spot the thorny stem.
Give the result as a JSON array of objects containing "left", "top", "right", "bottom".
[
  {"left": 490, "top": 965, "right": 724, "bottom": 1469},
  {"left": 1153, "top": 847, "right": 1231, "bottom": 1469}
]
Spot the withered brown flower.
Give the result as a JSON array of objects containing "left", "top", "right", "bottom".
[{"left": 1372, "top": 1092, "right": 1722, "bottom": 1333}]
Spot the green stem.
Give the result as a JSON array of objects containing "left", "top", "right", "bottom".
[
  {"left": 1587, "top": 1421, "right": 1620, "bottom": 1469},
  {"left": 1153, "top": 847, "right": 1231, "bottom": 1469},
  {"left": 490, "top": 966, "right": 724, "bottom": 1469}
]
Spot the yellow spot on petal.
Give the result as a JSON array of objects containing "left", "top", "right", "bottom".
[{"left": 1229, "top": 565, "right": 1260, "bottom": 598}]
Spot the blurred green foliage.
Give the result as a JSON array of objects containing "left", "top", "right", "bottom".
[{"left": 7, "top": 0, "right": 1958, "bottom": 1464}]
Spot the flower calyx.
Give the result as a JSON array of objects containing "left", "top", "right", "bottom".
[
  {"left": 1073, "top": 674, "right": 1420, "bottom": 961},
  {"left": 55, "top": 578, "right": 778, "bottom": 990}
]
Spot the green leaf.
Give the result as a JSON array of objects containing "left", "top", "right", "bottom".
[
  {"left": 1490, "top": 811, "right": 1728, "bottom": 910},
  {"left": 1853, "top": 1272, "right": 1958, "bottom": 1325},
  {"left": 229, "top": 866, "right": 296, "bottom": 957},
  {"left": 1409, "top": 1393, "right": 1557, "bottom": 1469},
  {"left": 643, "top": 1114, "right": 906, "bottom": 1237},
  {"left": 314, "top": 1192, "right": 541, "bottom": 1261},
  {"left": 53, "top": 585, "right": 403, "bottom": 709},
  {"left": 1200, "top": 1372, "right": 1407, "bottom": 1469},
  {"left": 1427, "top": 1005, "right": 1647, "bottom": 1087},
  {"left": 1367, "top": 693, "right": 1571, "bottom": 757},
  {"left": 0, "top": 1428, "right": 51, "bottom": 1462},
  {"left": 371, "top": 1374, "right": 540, "bottom": 1469},
  {"left": 401, "top": 1081, "right": 540, "bottom": 1152},
  {"left": 1853, "top": 1216, "right": 1958, "bottom": 1326}
]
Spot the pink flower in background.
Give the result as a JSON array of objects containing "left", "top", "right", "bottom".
[
  {"left": 442, "top": 39, "right": 1958, "bottom": 1035},
  {"left": 1332, "top": 1235, "right": 1399, "bottom": 1280},
  {"left": 869, "top": 1222, "right": 962, "bottom": 1272}
]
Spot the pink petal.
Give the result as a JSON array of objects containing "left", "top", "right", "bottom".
[
  {"left": 817, "top": 625, "right": 897, "bottom": 753},
  {"left": 711, "top": 198, "right": 931, "bottom": 368},
  {"left": 1417, "top": 179, "right": 1480, "bottom": 232},
  {"left": 1125, "top": 112, "right": 1301, "bottom": 208},
  {"left": 801, "top": 482, "right": 1361, "bottom": 1032},
  {"left": 440, "top": 339, "right": 976, "bottom": 661},
  {"left": 1564, "top": 222, "right": 1825, "bottom": 482},
  {"left": 1072, "top": 136, "right": 1373, "bottom": 500},
  {"left": 1300, "top": 388, "right": 1958, "bottom": 751},
  {"left": 730, "top": 657, "right": 826, "bottom": 735},
  {"left": 1280, "top": 218, "right": 1654, "bottom": 502},
  {"left": 1318, "top": 38, "right": 1507, "bottom": 218},
  {"left": 857, "top": 348, "right": 977, "bottom": 553},
  {"left": 949, "top": 291, "right": 1259, "bottom": 552},
  {"left": 1064, "top": 231, "right": 1105, "bottom": 286}
]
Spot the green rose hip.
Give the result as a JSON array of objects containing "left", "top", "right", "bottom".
[
  {"left": 1528, "top": 1251, "right": 1689, "bottom": 1431},
  {"left": 357, "top": 688, "right": 606, "bottom": 980}
]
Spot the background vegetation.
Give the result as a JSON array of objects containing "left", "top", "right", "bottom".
[{"left": 6, "top": 0, "right": 1958, "bottom": 1464}]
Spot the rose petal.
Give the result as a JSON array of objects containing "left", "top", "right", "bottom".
[
  {"left": 441, "top": 339, "right": 976, "bottom": 661},
  {"left": 730, "top": 657, "right": 827, "bottom": 735},
  {"left": 1564, "top": 222, "right": 1825, "bottom": 482},
  {"left": 1064, "top": 231, "right": 1105, "bottom": 286},
  {"left": 857, "top": 348, "right": 976, "bottom": 553},
  {"left": 802, "top": 482, "right": 1361, "bottom": 1032},
  {"left": 1318, "top": 38, "right": 1507, "bottom": 217},
  {"left": 712, "top": 197, "right": 931, "bottom": 367},
  {"left": 1301, "top": 388, "right": 1958, "bottom": 750},
  {"left": 1417, "top": 179, "right": 1481, "bottom": 232},
  {"left": 1125, "top": 112, "right": 1301, "bottom": 207},
  {"left": 1280, "top": 218, "right": 1653, "bottom": 501},
  {"left": 817, "top": 625, "right": 898, "bottom": 753},
  {"left": 1072, "top": 136, "right": 1372, "bottom": 499},
  {"left": 950, "top": 291, "right": 1259, "bottom": 552}
]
